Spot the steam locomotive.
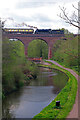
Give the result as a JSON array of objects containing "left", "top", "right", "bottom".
[
  {"left": 35, "top": 29, "right": 64, "bottom": 34},
  {"left": 3, "top": 28, "right": 64, "bottom": 34}
]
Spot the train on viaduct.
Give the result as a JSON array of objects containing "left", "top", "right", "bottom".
[{"left": 3, "top": 28, "right": 66, "bottom": 59}]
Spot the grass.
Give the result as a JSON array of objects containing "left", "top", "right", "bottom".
[
  {"left": 33, "top": 61, "right": 78, "bottom": 119},
  {"left": 50, "top": 59, "right": 79, "bottom": 76}
]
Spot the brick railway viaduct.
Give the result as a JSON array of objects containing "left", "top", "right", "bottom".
[{"left": 3, "top": 32, "right": 65, "bottom": 59}]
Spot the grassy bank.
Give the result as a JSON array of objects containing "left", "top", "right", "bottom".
[
  {"left": 33, "top": 61, "right": 77, "bottom": 119},
  {"left": 50, "top": 59, "right": 79, "bottom": 76}
]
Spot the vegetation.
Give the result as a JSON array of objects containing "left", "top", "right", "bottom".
[
  {"left": 2, "top": 38, "right": 38, "bottom": 97},
  {"left": 28, "top": 39, "right": 48, "bottom": 59},
  {"left": 2, "top": 31, "right": 78, "bottom": 118},
  {"left": 52, "top": 33, "right": 78, "bottom": 74},
  {"left": 33, "top": 61, "right": 77, "bottom": 119}
]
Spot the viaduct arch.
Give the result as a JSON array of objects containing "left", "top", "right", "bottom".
[{"left": 3, "top": 33, "right": 65, "bottom": 59}]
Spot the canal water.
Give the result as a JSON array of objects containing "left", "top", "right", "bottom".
[{"left": 2, "top": 67, "right": 68, "bottom": 118}]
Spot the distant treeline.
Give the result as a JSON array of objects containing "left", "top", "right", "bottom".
[{"left": 28, "top": 39, "right": 48, "bottom": 59}]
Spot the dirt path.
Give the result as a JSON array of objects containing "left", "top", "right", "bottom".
[{"left": 45, "top": 60, "right": 79, "bottom": 119}]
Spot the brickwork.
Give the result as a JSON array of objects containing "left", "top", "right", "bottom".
[{"left": 3, "top": 33, "right": 64, "bottom": 59}]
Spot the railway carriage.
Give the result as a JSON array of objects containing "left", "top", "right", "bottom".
[{"left": 3, "top": 28, "right": 34, "bottom": 34}]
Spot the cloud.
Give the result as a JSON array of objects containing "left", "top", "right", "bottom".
[
  {"left": 16, "top": 0, "right": 55, "bottom": 9},
  {"left": 0, "top": 0, "right": 79, "bottom": 34},
  {"left": 32, "top": 14, "right": 53, "bottom": 22},
  {"left": 19, "top": 0, "right": 79, "bottom": 9},
  {"left": 4, "top": 13, "right": 54, "bottom": 26}
]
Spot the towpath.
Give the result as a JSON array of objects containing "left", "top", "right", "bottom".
[{"left": 45, "top": 60, "right": 79, "bottom": 119}]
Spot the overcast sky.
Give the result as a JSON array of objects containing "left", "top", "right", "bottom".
[{"left": 0, "top": 0, "right": 79, "bottom": 33}]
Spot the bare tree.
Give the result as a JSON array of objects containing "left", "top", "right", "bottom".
[{"left": 59, "top": 2, "right": 80, "bottom": 29}]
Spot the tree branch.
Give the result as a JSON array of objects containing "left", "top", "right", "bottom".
[{"left": 58, "top": 5, "right": 80, "bottom": 29}]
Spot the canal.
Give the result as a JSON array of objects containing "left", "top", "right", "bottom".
[{"left": 2, "top": 67, "right": 68, "bottom": 118}]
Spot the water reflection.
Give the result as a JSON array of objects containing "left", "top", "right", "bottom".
[{"left": 2, "top": 67, "right": 68, "bottom": 118}]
